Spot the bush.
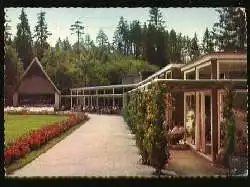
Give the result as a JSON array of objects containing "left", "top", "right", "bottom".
[{"left": 125, "top": 83, "right": 169, "bottom": 176}]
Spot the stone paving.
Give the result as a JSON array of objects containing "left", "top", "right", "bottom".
[{"left": 10, "top": 114, "right": 157, "bottom": 177}]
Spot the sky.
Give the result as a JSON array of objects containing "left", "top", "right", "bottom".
[{"left": 5, "top": 8, "right": 219, "bottom": 47}]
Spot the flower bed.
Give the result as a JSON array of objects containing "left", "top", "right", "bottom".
[
  {"left": 4, "top": 106, "right": 55, "bottom": 113},
  {"left": 4, "top": 112, "right": 88, "bottom": 166},
  {"left": 5, "top": 109, "right": 74, "bottom": 116}
]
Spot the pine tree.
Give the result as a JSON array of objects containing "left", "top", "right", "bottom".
[
  {"left": 84, "top": 34, "right": 94, "bottom": 49},
  {"left": 4, "top": 45, "right": 24, "bottom": 105},
  {"left": 212, "top": 8, "right": 247, "bottom": 52},
  {"left": 96, "top": 29, "right": 109, "bottom": 48},
  {"left": 55, "top": 37, "right": 63, "bottom": 49},
  {"left": 114, "top": 16, "right": 130, "bottom": 55},
  {"left": 33, "top": 10, "right": 52, "bottom": 60},
  {"left": 15, "top": 8, "right": 34, "bottom": 70},
  {"left": 70, "top": 20, "right": 84, "bottom": 53},
  {"left": 62, "top": 37, "right": 72, "bottom": 51},
  {"left": 129, "top": 20, "right": 142, "bottom": 58},
  {"left": 190, "top": 33, "right": 200, "bottom": 61},
  {"left": 148, "top": 8, "right": 165, "bottom": 28},
  {"left": 4, "top": 9, "right": 12, "bottom": 45},
  {"left": 202, "top": 28, "right": 214, "bottom": 54}
]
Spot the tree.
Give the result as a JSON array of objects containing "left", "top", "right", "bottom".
[
  {"left": 84, "top": 34, "right": 94, "bottom": 49},
  {"left": 112, "top": 30, "right": 123, "bottom": 53},
  {"left": 148, "top": 8, "right": 165, "bottom": 28},
  {"left": 62, "top": 37, "right": 72, "bottom": 51},
  {"left": 4, "top": 45, "right": 24, "bottom": 106},
  {"left": 15, "top": 8, "right": 34, "bottom": 70},
  {"left": 4, "top": 9, "right": 12, "bottom": 45},
  {"left": 114, "top": 17, "right": 130, "bottom": 55},
  {"left": 129, "top": 20, "right": 142, "bottom": 58},
  {"left": 70, "top": 20, "right": 84, "bottom": 53},
  {"left": 202, "top": 28, "right": 215, "bottom": 54},
  {"left": 189, "top": 33, "right": 200, "bottom": 61},
  {"left": 33, "top": 10, "right": 52, "bottom": 60},
  {"left": 96, "top": 29, "right": 109, "bottom": 48},
  {"left": 212, "top": 8, "right": 247, "bottom": 52},
  {"left": 55, "top": 37, "right": 63, "bottom": 49}
]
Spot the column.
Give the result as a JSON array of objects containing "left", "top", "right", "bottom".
[
  {"left": 54, "top": 92, "right": 60, "bottom": 110},
  {"left": 195, "top": 92, "right": 200, "bottom": 150},
  {"left": 211, "top": 58, "right": 219, "bottom": 162},
  {"left": 96, "top": 90, "right": 98, "bottom": 107},
  {"left": 122, "top": 87, "right": 124, "bottom": 108},
  {"left": 104, "top": 90, "right": 106, "bottom": 106},
  {"left": 13, "top": 93, "right": 18, "bottom": 107},
  {"left": 83, "top": 90, "right": 85, "bottom": 108},
  {"left": 200, "top": 92, "right": 206, "bottom": 153},
  {"left": 183, "top": 93, "right": 187, "bottom": 131},
  {"left": 70, "top": 90, "right": 72, "bottom": 109},
  {"left": 76, "top": 90, "right": 78, "bottom": 105},
  {"left": 88, "top": 90, "right": 90, "bottom": 107},
  {"left": 113, "top": 88, "right": 115, "bottom": 107},
  {"left": 195, "top": 67, "right": 199, "bottom": 80},
  {"left": 211, "top": 88, "right": 218, "bottom": 162}
]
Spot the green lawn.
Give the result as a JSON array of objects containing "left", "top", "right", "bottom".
[{"left": 4, "top": 114, "right": 68, "bottom": 145}]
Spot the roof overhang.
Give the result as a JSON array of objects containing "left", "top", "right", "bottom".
[
  {"left": 137, "top": 63, "right": 184, "bottom": 86},
  {"left": 70, "top": 83, "right": 138, "bottom": 92},
  {"left": 129, "top": 78, "right": 247, "bottom": 93},
  {"left": 181, "top": 52, "right": 247, "bottom": 72}
]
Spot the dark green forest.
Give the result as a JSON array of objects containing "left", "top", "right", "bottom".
[{"left": 4, "top": 8, "right": 247, "bottom": 105}]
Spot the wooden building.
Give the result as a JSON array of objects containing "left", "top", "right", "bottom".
[
  {"left": 126, "top": 52, "right": 247, "bottom": 162},
  {"left": 180, "top": 52, "right": 247, "bottom": 161},
  {"left": 13, "top": 57, "right": 61, "bottom": 110}
]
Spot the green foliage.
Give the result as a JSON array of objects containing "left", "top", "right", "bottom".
[
  {"left": 220, "top": 88, "right": 236, "bottom": 166},
  {"left": 222, "top": 88, "right": 236, "bottom": 155},
  {"left": 96, "top": 29, "right": 109, "bottom": 48},
  {"left": 189, "top": 33, "right": 200, "bottom": 61},
  {"left": 15, "top": 8, "right": 34, "bottom": 70},
  {"left": 70, "top": 20, "right": 85, "bottom": 53},
  {"left": 202, "top": 28, "right": 215, "bottom": 54},
  {"left": 4, "top": 9, "right": 12, "bottom": 45},
  {"left": 124, "top": 83, "right": 168, "bottom": 175},
  {"left": 212, "top": 8, "right": 247, "bottom": 52},
  {"left": 33, "top": 10, "right": 51, "bottom": 60}
]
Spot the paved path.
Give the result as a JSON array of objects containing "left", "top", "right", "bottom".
[
  {"left": 167, "top": 150, "right": 228, "bottom": 177},
  {"left": 10, "top": 114, "right": 157, "bottom": 177}
]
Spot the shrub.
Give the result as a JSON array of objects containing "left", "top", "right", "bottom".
[{"left": 125, "top": 83, "right": 169, "bottom": 176}]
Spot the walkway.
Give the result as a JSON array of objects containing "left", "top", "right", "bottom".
[
  {"left": 167, "top": 150, "right": 228, "bottom": 177},
  {"left": 10, "top": 114, "right": 156, "bottom": 177}
]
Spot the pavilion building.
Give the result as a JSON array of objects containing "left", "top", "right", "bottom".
[{"left": 13, "top": 57, "right": 61, "bottom": 110}]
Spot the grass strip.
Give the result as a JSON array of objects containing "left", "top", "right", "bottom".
[{"left": 5, "top": 118, "right": 89, "bottom": 175}]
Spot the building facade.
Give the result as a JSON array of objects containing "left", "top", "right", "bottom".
[{"left": 13, "top": 57, "right": 61, "bottom": 110}]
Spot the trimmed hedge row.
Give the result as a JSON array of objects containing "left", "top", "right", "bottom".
[
  {"left": 4, "top": 112, "right": 88, "bottom": 166},
  {"left": 123, "top": 83, "right": 169, "bottom": 175}
]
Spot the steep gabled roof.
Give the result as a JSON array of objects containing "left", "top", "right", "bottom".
[{"left": 14, "top": 57, "right": 61, "bottom": 94}]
